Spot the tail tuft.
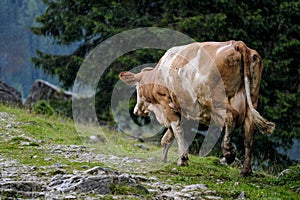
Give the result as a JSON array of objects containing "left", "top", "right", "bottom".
[{"left": 251, "top": 109, "right": 275, "bottom": 135}]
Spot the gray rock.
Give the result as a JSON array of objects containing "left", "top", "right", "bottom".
[
  {"left": 134, "top": 143, "right": 150, "bottom": 151},
  {"left": 48, "top": 174, "right": 147, "bottom": 194},
  {"left": 44, "top": 157, "right": 52, "bottom": 161},
  {"left": 148, "top": 189, "right": 160, "bottom": 194},
  {"left": 204, "top": 190, "right": 217, "bottom": 195},
  {"left": 0, "top": 189, "right": 45, "bottom": 199},
  {"left": 220, "top": 157, "right": 228, "bottom": 165},
  {"left": 84, "top": 166, "right": 119, "bottom": 176},
  {"left": 25, "top": 79, "right": 72, "bottom": 108},
  {"left": 237, "top": 191, "right": 246, "bottom": 199},
  {"left": 159, "top": 184, "right": 172, "bottom": 191},
  {"left": 64, "top": 195, "right": 77, "bottom": 199},
  {"left": 84, "top": 166, "right": 104, "bottom": 175},
  {"left": 161, "top": 191, "right": 183, "bottom": 199},
  {"left": 0, "top": 181, "right": 42, "bottom": 192},
  {"left": 51, "top": 163, "right": 68, "bottom": 168},
  {"left": 181, "top": 183, "right": 208, "bottom": 192},
  {"left": 277, "top": 169, "right": 291, "bottom": 179},
  {"left": 132, "top": 175, "right": 149, "bottom": 182},
  {"left": 0, "top": 81, "right": 22, "bottom": 106},
  {"left": 182, "top": 192, "right": 192, "bottom": 198},
  {"left": 205, "top": 195, "right": 222, "bottom": 199},
  {"left": 94, "top": 153, "right": 105, "bottom": 160},
  {"left": 89, "top": 135, "right": 105, "bottom": 143},
  {"left": 0, "top": 181, "right": 45, "bottom": 198}
]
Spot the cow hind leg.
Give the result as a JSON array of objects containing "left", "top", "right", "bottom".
[
  {"left": 161, "top": 128, "right": 175, "bottom": 162},
  {"left": 241, "top": 109, "right": 254, "bottom": 177},
  {"left": 222, "top": 110, "right": 238, "bottom": 164}
]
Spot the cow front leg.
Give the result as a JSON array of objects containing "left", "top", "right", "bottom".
[
  {"left": 241, "top": 109, "right": 254, "bottom": 177},
  {"left": 222, "top": 109, "right": 238, "bottom": 164},
  {"left": 170, "top": 120, "right": 189, "bottom": 166},
  {"left": 161, "top": 128, "right": 175, "bottom": 162}
]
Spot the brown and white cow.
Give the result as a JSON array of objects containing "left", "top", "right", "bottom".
[{"left": 119, "top": 41, "right": 275, "bottom": 177}]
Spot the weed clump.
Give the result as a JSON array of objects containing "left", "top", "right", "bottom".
[{"left": 32, "top": 100, "right": 54, "bottom": 116}]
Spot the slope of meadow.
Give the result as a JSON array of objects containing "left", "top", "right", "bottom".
[{"left": 0, "top": 104, "right": 299, "bottom": 199}]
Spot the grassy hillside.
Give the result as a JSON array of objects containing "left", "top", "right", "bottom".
[{"left": 0, "top": 104, "right": 299, "bottom": 199}]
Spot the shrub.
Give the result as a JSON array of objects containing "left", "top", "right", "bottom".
[
  {"left": 32, "top": 100, "right": 54, "bottom": 116},
  {"left": 49, "top": 100, "right": 72, "bottom": 118}
]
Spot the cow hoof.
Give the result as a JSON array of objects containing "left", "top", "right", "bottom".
[
  {"left": 177, "top": 160, "right": 188, "bottom": 166},
  {"left": 225, "top": 151, "right": 236, "bottom": 165},
  {"left": 240, "top": 169, "right": 252, "bottom": 177},
  {"left": 177, "top": 155, "right": 189, "bottom": 166}
]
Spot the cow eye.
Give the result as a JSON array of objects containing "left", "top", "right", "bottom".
[{"left": 252, "top": 54, "right": 258, "bottom": 62}]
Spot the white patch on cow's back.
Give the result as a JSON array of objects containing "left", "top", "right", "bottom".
[
  {"left": 187, "top": 48, "right": 202, "bottom": 72},
  {"left": 179, "top": 48, "right": 209, "bottom": 96},
  {"left": 159, "top": 44, "right": 190, "bottom": 86},
  {"left": 204, "top": 42, "right": 221, "bottom": 46},
  {"left": 176, "top": 49, "right": 200, "bottom": 102},
  {"left": 216, "top": 41, "right": 233, "bottom": 55},
  {"left": 177, "top": 67, "right": 197, "bottom": 102}
]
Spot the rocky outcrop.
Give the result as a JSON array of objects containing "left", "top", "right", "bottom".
[
  {"left": 0, "top": 153, "right": 223, "bottom": 199},
  {"left": 0, "top": 81, "right": 22, "bottom": 106},
  {"left": 25, "top": 79, "right": 72, "bottom": 108},
  {"left": 48, "top": 169, "right": 149, "bottom": 195},
  {"left": 0, "top": 156, "right": 149, "bottom": 199},
  {"left": 0, "top": 110, "right": 224, "bottom": 199}
]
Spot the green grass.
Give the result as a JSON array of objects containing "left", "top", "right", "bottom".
[
  {"left": 0, "top": 105, "right": 99, "bottom": 174},
  {"left": 154, "top": 156, "right": 300, "bottom": 199},
  {"left": 0, "top": 104, "right": 299, "bottom": 199}
]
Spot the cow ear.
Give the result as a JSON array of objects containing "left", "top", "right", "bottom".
[{"left": 119, "top": 71, "right": 139, "bottom": 86}]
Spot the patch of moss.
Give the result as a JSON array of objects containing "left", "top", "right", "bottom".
[{"left": 110, "top": 183, "right": 149, "bottom": 196}]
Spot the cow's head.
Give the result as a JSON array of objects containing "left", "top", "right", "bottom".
[{"left": 119, "top": 68, "right": 153, "bottom": 116}]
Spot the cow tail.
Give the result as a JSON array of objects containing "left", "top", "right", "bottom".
[
  {"left": 244, "top": 77, "right": 275, "bottom": 135},
  {"left": 239, "top": 41, "right": 275, "bottom": 135}
]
